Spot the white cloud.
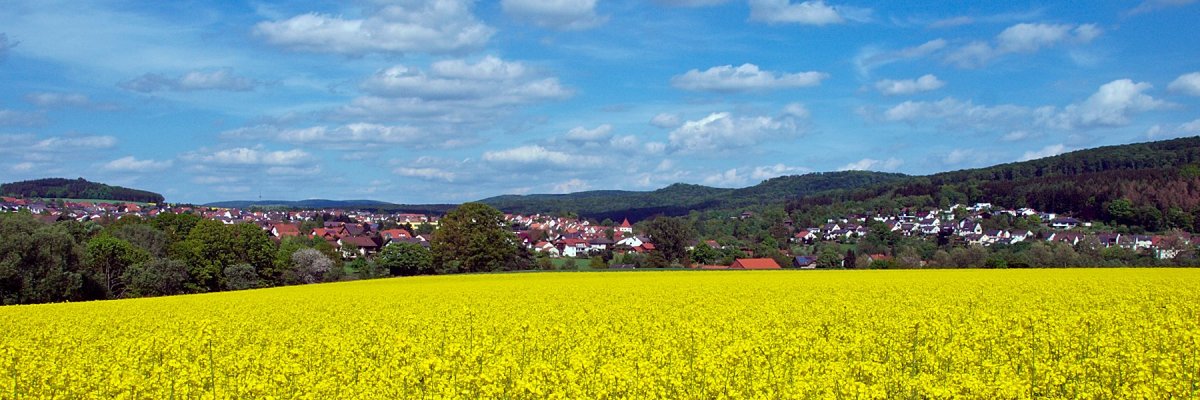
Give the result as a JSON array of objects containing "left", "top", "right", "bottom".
[
  {"left": 748, "top": 0, "right": 869, "bottom": 25},
  {"left": 395, "top": 167, "right": 457, "bottom": 182},
  {"left": 501, "top": 0, "right": 607, "bottom": 31},
  {"left": 121, "top": 68, "right": 258, "bottom": 92},
  {"left": 668, "top": 110, "right": 803, "bottom": 153},
  {"left": 552, "top": 178, "right": 591, "bottom": 193},
  {"left": 1002, "top": 130, "right": 1032, "bottom": 141},
  {"left": 254, "top": 0, "right": 493, "bottom": 55},
  {"left": 10, "top": 162, "right": 35, "bottom": 172},
  {"left": 0, "top": 109, "right": 45, "bottom": 126},
  {"left": 1020, "top": 144, "right": 1066, "bottom": 161},
  {"left": 943, "top": 149, "right": 974, "bottom": 165},
  {"left": 751, "top": 163, "right": 810, "bottom": 180},
  {"left": 703, "top": 168, "right": 745, "bottom": 187},
  {"left": 838, "top": 158, "right": 903, "bottom": 171},
  {"left": 654, "top": 0, "right": 731, "bottom": 6},
  {"left": 0, "top": 134, "right": 118, "bottom": 175},
  {"left": 483, "top": 145, "right": 601, "bottom": 167},
  {"left": 650, "top": 113, "right": 681, "bottom": 128},
  {"left": 564, "top": 124, "right": 612, "bottom": 142},
  {"left": 854, "top": 39, "right": 947, "bottom": 76},
  {"left": 671, "top": 63, "right": 828, "bottom": 92},
  {"left": 782, "top": 103, "right": 810, "bottom": 118},
  {"left": 874, "top": 79, "right": 1169, "bottom": 134},
  {"left": 1046, "top": 79, "right": 1168, "bottom": 130},
  {"left": 24, "top": 92, "right": 98, "bottom": 109},
  {"left": 875, "top": 74, "right": 945, "bottom": 96},
  {"left": 1168, "top": 72, "right": 1200, "bottom": 96},
  {"left": 186, "top": 147, "right": 311, "bottom": 166},
  {"left": 265, "top": 165, "right": 321, "bottom": 176},
  {"left": 1146, "top": 118, "right": 1200, "bottom": 139},
  {"left": 192, "top": 176, "right": 242, "bottom": 185},
  {"left": 343, "top": 56, "right": 571, "bottom": 124},
  {"left": 945, "top": 23, "right": 1102, "bottom": 68},
  {"left": 1128, "top": 0, "right": 1197, "bottom": 15},
  {"left": 281, "top": 124, "right": 423, "bottom": 144},
  {"left": 30, "top": 135, "right": 118, "bottom": 151},
  {"left": 880, "top": 97, "right": 1029, "bottom": 131},
  {"left": 101, "top": 156, "right": 173, "bottom": 172}
]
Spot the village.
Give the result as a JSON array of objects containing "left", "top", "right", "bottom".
[{"left": 2, "top": 196, "right": 1192, "bottom": 269}]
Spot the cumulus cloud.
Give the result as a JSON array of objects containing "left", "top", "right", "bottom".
[
  {"left": 1128, "top": 0, "right": 1197, "bottom": 15},
  {"left": 668, "top": 109, "right": 804, "bottom": 153},
  {"left": 343, "top": 56, "right": 571, "bottom": 124},
  {"left": 650, "top": 113, "right": 681, "bottom": 128},
  {"left": 943, "top": 149, "right": 975, "bottom": 165},
  {"left": 0, "top": 134, "right": 118, "bottom": 174},
  {"left": 1045, "top": 79, "right": 1168, "bottom": 130},
  {"left": 1168, "top": 72, "right": 1200, "bottom": 96},
  {"left": 703, "top": 168, "right": 745, "bottom": 186},
  {"left": 751, "top": 163, "right": 810, "bottom": 180},
  {"left": 748, "top": 0, "right": 869, "bottom": 25},
  {"left": 395, "top": 167, "right": 457, "bottom": 182},
  {"left": 121, "top": 68, "right": 259, "bottom": 92},
  {"left": 875, "top": 74, "right": 945, "bottom": 96},
  {"left": 654, "top": 0, "right": 731, "bottom": 6},
  {"left": 502, "top": 0, "right": 607, "bottom": 30},
  {"left": 254, "top": 0, "right": 493, "bottom": 55},
  {"left": 1020, "top": 144, "right": 1066, "bottom": 161},
  {"left": 24, "top": 92, "right": 118, "bottom": 110},
  {"left": 564, "top": 124, "right": 613, "bottom": 142},
  {"left": 184, "top": 147, "right": 311, "bottom": 166},
  {"left": 873, "top": 79, "right": 1169, "bottom": 134},
  {"left": 0, "top": 109, "right": 45, "bottom": 126},
  {"left": 278, "top": 124, "right": 423, "bottom": 145},
  {"left": 1145, "top": 118, "right": 1200, "bottom": 139},
  {"left": 854, "top": 39, "right": 947, "bottom": 76},
  {"left": 945, "top": 23, "right": 1101, "bottom": 68},
  {"left": 101, "top": 156, "right": 173, "bottom": 172},
  {"left": 483, "top": 145, "right": 601, "bottom": 167},
  {"left": 552, "top": 178, "right": 591, "bottom": 193},
  {"left": 838, "top": 158, "right": 903, "bottom": 172},
  {"left": 671, "top": 63, "right": 828, "bottom": 92},
  {"left": 879, "top": 97, "right": 1029, "bottom": 131},
  {"left": 29, "top": 135, "right": 118, "bottom": 151}
]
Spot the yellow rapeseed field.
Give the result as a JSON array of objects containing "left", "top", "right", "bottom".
[{"left": 2, "top": 269, "right": 1199, "bottom": 399}]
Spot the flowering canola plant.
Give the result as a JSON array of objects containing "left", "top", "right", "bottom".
[{"left": 1, "top": 269, "right": 1199, "bottom": 398}]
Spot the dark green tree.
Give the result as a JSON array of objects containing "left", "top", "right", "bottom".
[
  {"left": 85, "top": 235, "right": 150, "bottom": 297},
  {"left": 431, "top": 203, "right": 520, "bottom": 273},
  {"left": 122, "top": 258, "right": 189, "bottom": 297},
  {"left": 378, "top": 242, "right": 434, "bottom": 276},
  {"left": 645, "top": 216, "right": 695, "bottom": 264}
]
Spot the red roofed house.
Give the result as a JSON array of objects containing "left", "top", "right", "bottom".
[
  {"left": 730, "top": 258, "right": 781, "bottom": 270},
  {"left": 379, "top": 228, "right": 413, "bottom": 241},
  {"left": 618, "top": 218, "right": 633, "bottom": 233},
  {"left": 272, "top": 223, "right": 301, "bottom": 238}
]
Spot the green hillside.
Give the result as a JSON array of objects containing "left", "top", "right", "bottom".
[{"left": 1, "top": 178, "right": 164, "bottom": 203}]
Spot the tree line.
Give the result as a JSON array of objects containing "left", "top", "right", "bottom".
[
  {"left": 1, "top": 177, "right": 165, "bottom": 203},
  {"left": 0, "top": 203, "right": 533, "bottom": 305}
]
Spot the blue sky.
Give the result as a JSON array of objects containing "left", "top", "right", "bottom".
[{"left": 1, "top": 0, "right": 1199, "bottom": 204}]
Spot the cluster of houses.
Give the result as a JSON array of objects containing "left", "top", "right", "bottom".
[
  {"left": 2, "top": 197, "right": 1192, "bottom": 262},
  {"left": 792, "top": 203, "right": 1188, "bottom": 258},
  {"left": 506, "top": 214, "right": 657, "bottom": 258}
]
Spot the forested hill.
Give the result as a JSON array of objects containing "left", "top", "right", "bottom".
[
  {"left": 479, "top": 171, "right": 909, "bottom": 221},
  {"left": 204, "top": 199, "right": 456, "bottom": 214},
  {"left": 793, "top": 136, "right": 1200, "bottom": 232},
  {"left": 1, "top": 178, "right": 164, "bottom": 203}
]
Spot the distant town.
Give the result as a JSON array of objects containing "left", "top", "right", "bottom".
[{"left": 2, "top": 196, "right": 1190, "bottom": 269}]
